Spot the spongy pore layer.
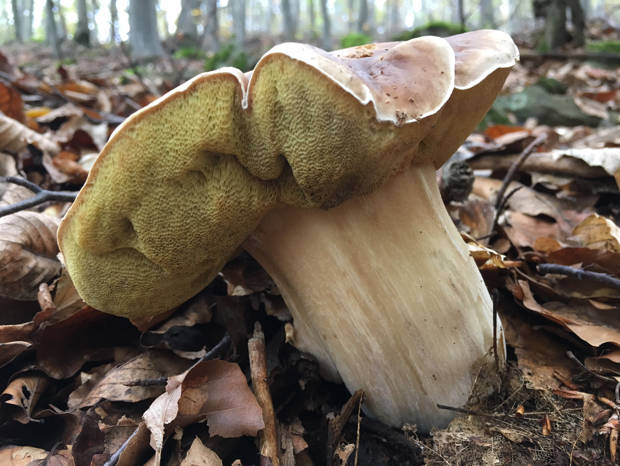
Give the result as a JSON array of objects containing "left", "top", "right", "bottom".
[{"left": 58, "top": 30, "right": 518, "bottom": 317}]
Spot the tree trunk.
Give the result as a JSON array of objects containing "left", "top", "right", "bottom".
[
  {"left": 75, "top": 0, "right": 91, "bottom": 46},
  {"left": 292, "top": 0, "right": 300, "bottom": 35},
  {"left": 11, "top": 0, "right": 22, "bottom": 42},
  {"left": 357, "top": 0, "right": 368, "bottom": 32},
  {"left": 45, "top": 0, "right": 62, "bottom": 58},
  {"left": 24, "top": 0, "right": 34, "bottom": 40},
  {"left": 282, "top": 0, "right": 295, "bottom": 40},
  {"left": 109, "top": 0, "right": 119, "bottom": 43},
  {"left": 90, "top": 0, "right": 100, "bottom": 44},
  {"left": 177, "top": 0, "right": 198, "bottom": 38},
  {"left": 347, "top": 0, "right": 354, "bottom": 32},
  {"left": 480, "top": 0, "right": 495, "bottom": 28},
  {"left": 567, "top": 0, "right": 585, "bottom": 46},
  {"left": 307, "top": 0, "right": 316, "bottom": 37},
  {"left": 129, "top": 0, "right": 163, "bottom": 59},
  {"left": 456, "top": 0, "right": 465, "bottom": 29},
  {"left": 318, "top": 0, "right": 330, "bottom": 49},
  {"left": 545, "top": 0, "right": 567, "bottom": 50},
  {"left": 203, "top": 0, "right": 219, "bottom": 50},
  {"left": 232, "top": 0, "right": 246, "bottom": 49}
]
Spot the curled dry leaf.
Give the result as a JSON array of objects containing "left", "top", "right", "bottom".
[
  {"left": 1, "top": 372, "right": 48, "bottom": 423},
  {"left": 144, "top": 360, "right": 264, "bottom": 458},
  {"left": 0, "top": 212, "right": 61, "bottom": 300},
  {"left": 571, "top": 214, "right": 620, "bottom": 253},
  {"left": 180, "top": 437, "right": 223, "bottom": 466},
  {"left": 518, "top": 280, "right": 620, "bottom": 347},
  {"left": 68, "top": 350, "right": 192, "bottom": 409},
  {"left": 0, "top": 112, "right": 59, "bottom": 154},
  {"left": 0, "top": 341, "right": 31, "bottom": 368},
  {"left": 549, "top": 148, "right": 620, "bottom": 188}
]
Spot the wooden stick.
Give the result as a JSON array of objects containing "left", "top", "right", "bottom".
[{"left": 249, "top": 322, "right": 280, "bottom": 466}]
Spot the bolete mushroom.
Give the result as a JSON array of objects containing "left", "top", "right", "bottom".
[{"left": 58, "top": 30, "right": 519, "bottom": 431}]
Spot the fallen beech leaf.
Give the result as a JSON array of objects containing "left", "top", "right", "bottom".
[
  {"left": 0, "top": 82, "right": 25, "bottom": 123},
  {"left": 0, "top": 112, "right": 59, "bottom": 154},
  {"left": 0, "top": 446, "right": 48, "bottom": 465},
  {"left": 518, "top": 280, "right": 620, "bottom": 346},
  {"left": 549, "top": 148, "right": 620, "bottom": 188},
  {"left": 68, "top": 350, "right": 192, "bottom": 408},
  {"left": 34, "top": 306, "right": 138, "bottom": 379},
  {"left": 144, "top": 360, "right": 264, "bottom": 458},
  {"left": 2, "top": 373, "right": 48, "bottom": 423},
  {"left": 0, "top": 341, "right": 31, "bottom": 367},
  {"left": 571, "top": 214, "right": 620, "bottom": 253},
  {"left": 180, "top": 437, "right": 223, "bottom": 466},
  {"left": 500, "top": 306, "right": 575, "bottom": 390},
  {"left": 484, "top": 124, "right": 529, "bottom": 140},
  {"left": 25, "top": 107, "right": 51, "bottom": 119},
  {"left": 0, "top": 212, "right": 61, "bottom": 300},
  {"left": 546, "top": 247, "right": 620, "bottom": 275}
]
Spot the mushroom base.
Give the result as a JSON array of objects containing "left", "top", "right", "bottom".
[{"left": 243, "top": 162, "right": 504, "bottom": 431}]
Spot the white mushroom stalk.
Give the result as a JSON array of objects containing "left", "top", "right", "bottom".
[{"left": 244, "top": 162, "right": 503, "bottom": 431}]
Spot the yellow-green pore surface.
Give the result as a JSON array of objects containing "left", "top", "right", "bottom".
[{"left": 58, "top": 32, "right": 516, "bottom": 317}]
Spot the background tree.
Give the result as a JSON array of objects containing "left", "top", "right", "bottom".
[
  {"left": 45, "top": 0, "right": 62, "bottom": 57},
  {"left": 177, "top": 0, "right": 199, "bottom": 39},
  {"left": 203, "top": 0, "right": 219, "bottom": 50},
  {"left": 232, "top": 0, "right": 246, "bottom": 49},
  {"left": 128, "top": 0, "right": 163, "bottom": 59},
  {"left": 11, "top": 0, "right": 22, "bottom": 42},
  {"left": 109, "top": 0, "right": 119, "bottom": 43},
  {"left": 75, "top": 0, "right": 91, "bottom": 46}
]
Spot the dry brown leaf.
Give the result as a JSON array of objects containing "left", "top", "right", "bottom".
[
  {"left": 180, "top": 437, "right": 223, "bottom": 466},
  {"left": 549, "top": 148, "right": 620, "bottom": 188},
  {"left": 144, "top": 360, "right": 264, "bottom": 459},
  {"left": 501, "top": 304, "right": 575, "bottom": 390},
  {"left": 546, "top": 247, "right": 620, "bottom": 275},
  {"left": 0, "top": 212, "right": 61, "bottom": 300},
  {"left": 0, "top": 112, "right": 59, "bottom": 154},
  {"left": 68, "top": 350, "right": 192, "bottom": 409},
  {"left": 518, "top": 280, "right": 620, "bottom": 347},
  {"left": 0, "top": 446, "right": 48, "bottom": 465},
  {"left": 571, "top": 214, "right": 620, "bottom": 253},
  {"left": 34, "top": 306, "right": 138, "bottom": 379},
  {"left": 0, "top": 341, "right": 31, "bottom": 367},
  {"left": 1, "top": 372, "right": 48, "bottom": 423},
  {"left": 0, "top": 82, "right": 25, "bottom": 123}
]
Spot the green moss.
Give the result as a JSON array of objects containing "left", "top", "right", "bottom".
[
  {"left": 535, "top": 77, "right": 567, "bottom": 95},
  {"left": 204, "top": 43, "right": 252, "bottom": 72},
  {"left": 340, "top": 32, "right": 372, "bottom": 48},
  {"left": 586, "top": 40, "right": 620, "bottom": 54},
  {"left": 174, "top": 46, "right": 205, "bottom": 60},
  {"left": 393, "top": 21, "right": 466, "bottom": 41}
]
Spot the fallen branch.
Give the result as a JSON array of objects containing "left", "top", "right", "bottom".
[
  {"left": 538, "top": 263, "right": 620, "bottom": 290},
  {"left": 0, "top": 176, "right": 77, "bottom": 218}
]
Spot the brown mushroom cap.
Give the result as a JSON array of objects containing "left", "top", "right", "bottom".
[{"left": 58, "top": 31, "right": 518, "bottom": 317}]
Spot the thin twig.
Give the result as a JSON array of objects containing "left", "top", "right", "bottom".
[
  {"left": 249, "top": 322, "right": 280, "bottom": 466},
  {"left": 353, "top": 392, "right": 364, "bottom": 466},
  {"left": 494, "top": 134, "right": 547, "bottom": 211},
  {"left": 198, "top": 333, "right": 231, "bottom": 362},
  {"left": 0, "top": 176, "right": 77, "bottom": 218},
  {"left": 538, "top": 264, "right": 620, "bottom": 290},
  {"left": 486, "top": 134, "right": 547, "bottom": 239},
  {"left": 566, "top": 351, "right": 618, "bottom": 384},
  {"left": 491, "top": 289, "right": 499, "bottom": 371}
]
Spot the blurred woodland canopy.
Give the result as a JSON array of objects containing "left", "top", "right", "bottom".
[{"left": 0, "top": 0, "right": 619, "bottom": 59}]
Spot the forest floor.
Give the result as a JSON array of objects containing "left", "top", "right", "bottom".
[{"left": 0, "top": 30, "right": 619, "bottom": 466}]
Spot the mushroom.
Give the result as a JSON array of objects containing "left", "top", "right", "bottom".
[{"left": 58, "top": 30, "right": 519, "bottom": 431}]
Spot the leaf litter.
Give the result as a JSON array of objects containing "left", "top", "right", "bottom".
[{"left": 0, "top": 31, "right": 619, "bottom": 465}]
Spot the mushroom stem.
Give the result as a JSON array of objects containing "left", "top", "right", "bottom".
[{"left": 243, "top": 161, "right": 504, "bottom": 431}]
